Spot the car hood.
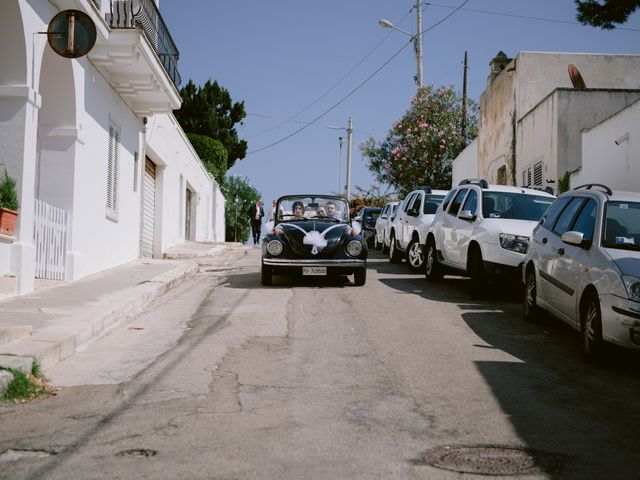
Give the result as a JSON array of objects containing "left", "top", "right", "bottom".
[
  {"left": 604, "top": 248, "right": 640, "bottom": 276},
  {"left": 278, "top": 221, "right": 352, "bottom": 256},
  {"left": 482, "top": 218, "right": 538, "bottom": 237}
]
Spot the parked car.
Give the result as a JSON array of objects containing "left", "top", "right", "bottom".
[
  {"left": 353, "top": 207, "right": 382, "bottom": 248},
  {"left": 374, "top": 201, "right": 399, "bottom": 252},
  {"left": 522, "top": 183, "right": 640, "bottom": 362},
  {"left": 261, "top": 194, "right": 368, "bottom": 286},
  {"left": 424, "top": 179, "right": 555, "bottom": 298},
  {"left": 388, "top": 187, "right": 448, "bottom": 271}
]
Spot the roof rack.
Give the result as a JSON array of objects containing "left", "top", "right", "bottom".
[
  {"left": 522, "top": 185, "right": 555, "bottom": 195},
  {"left": 573, "top": 183, "right": 613, "bottom": 196},
  {"left": 459, "top": 179, "right": 489, "bottom": 189}
]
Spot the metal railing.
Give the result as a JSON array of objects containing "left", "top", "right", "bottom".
[{"left": 106, "top": 0, "right": 181, "bottom": 88}]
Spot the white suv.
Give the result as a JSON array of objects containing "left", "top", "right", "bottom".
[
  {"left": 424, "top": 179, "right": 555, "bottom": 298},
  {"left": 373, "top": 201, "right": 398, "bottom": 252},
  {"left": 388, "top": 187, "right": 448, "bottom": 271},
  {"left": 523, "top": 184, "right": 640, "bottom": 363}
]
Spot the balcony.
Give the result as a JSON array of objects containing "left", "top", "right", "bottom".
[{"left": 88, "top": 0, "right": 182, "bottom": 116}]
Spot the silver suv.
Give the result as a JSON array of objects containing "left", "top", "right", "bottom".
[
  {"left": 523, "top": 184, "right": 640, "bottom": 362},
  {"left": 388, "top": 187, "right": 448, "bottom": 271},
  {"left": 424, "top": 179, "right": 555, "bottom": 298}
]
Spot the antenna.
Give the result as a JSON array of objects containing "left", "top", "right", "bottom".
[{"left": 568, "top": 64, "right": 587, "bottom": 91}]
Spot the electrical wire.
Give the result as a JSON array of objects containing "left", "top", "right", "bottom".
[
  {"left": 245, "top": 9, "right": 415, "bottom": 139},
  {"left": 247, "top": 0, "right": 471, "bottom": 155},
  {"left": 247, "top": 38, "right": 413, "bottom": 155},
  {"left": 425, "top": 2, "right": 640, "bottom": 33}
]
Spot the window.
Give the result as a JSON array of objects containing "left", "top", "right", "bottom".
[
  {"left": 522, "top": 160, "right": 543, "bottom": 187},
  {"left": 408, "top": 194, "right": 421, "bottom": 216},
  {"left": 462, "top": 190, "right": 478, "bottom": 215},
  {"left": 441, "top": 190, "right": 456, "bottom": 212},
  {"left": 571, "top": 199, "right": 597, "bottom": 242},
  {"left": 541, "top": 196, "right": 572, "bottom": 229},
  {"left": 403, "top": 194, "right": 416, "bottom": 213},
  {"left": 553, "top": 198, "right": 585, "bottom": 236},
  {"left": 448, "top": 189, "right": 468, "bottom": 216},
  {"left": 106, "top": 121, "right": 121, "bottom": 220},
  {"left": 424, "top": 195, "right": 445, "bottom": 214}
]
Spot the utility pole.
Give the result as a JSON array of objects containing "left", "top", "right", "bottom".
[
  {"left": 345, "top": 117, "right": 353, "bottom": 202},
  {"left": 462, "top": 51, "right": 468, "bottom": 140},
  {"left": 415, "top": 0, "right": 423, "bottom": 88},
  {"left": 338, "top": 136, "right": 344, "bottom": 194}
]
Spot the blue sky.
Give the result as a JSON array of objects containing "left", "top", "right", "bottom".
[{"left": 161, "top": 1, "right": 640, "bottom": 207}]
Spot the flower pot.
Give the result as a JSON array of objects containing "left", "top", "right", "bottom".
[{"left": 0, "top": 207, "right": 18, "bottom": 236}]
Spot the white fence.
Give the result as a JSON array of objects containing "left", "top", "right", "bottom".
[{"left": 34, "top": 198, "right": 68, "bottom": 280}]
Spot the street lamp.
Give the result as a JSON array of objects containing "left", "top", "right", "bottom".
[
  {"left": 234, "top": 196, "right": 238, "bottom": 243},
  {"left": 378, "top": 0, "right": 423, "bottom": 88},
  {"left": 326, "top": 117, "right": 353, "bottom": 201}
]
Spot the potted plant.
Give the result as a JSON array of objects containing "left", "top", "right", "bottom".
[{"left": 0, "top": 171, "right": 19, "bottom": 236}]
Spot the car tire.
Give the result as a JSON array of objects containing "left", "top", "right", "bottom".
[
  {"left": 261, "top": 263, "right": 272, "bottom": 286},
  {"left": 406, "top": 238, "right": 425, "bottom": 271},
  {"left": 388, "top": 233, "right": 402, "bottom": 263},
  {"left": 354, "top": 268, "right": 367, "bottom": 286},
  {"left": 424, "top": 239, "right": 443, "bottom": 282},
  {"left": 469, "top": 248, "right": 487, "bottom": 300},
  {"left": 523, "top": 267, "right": 539, "bottom": 323},
  {"left": 581, "top": 292, "right": 604, "bottom": 364},
  {"left": 382, "top": 238, "right": 390, "bottom": 254}
]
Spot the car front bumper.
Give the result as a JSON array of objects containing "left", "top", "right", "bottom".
[
  {"left": 600, "top": 294, "right": 640, "bottom": 350},
  {"left": 263, "top": 257, "right": 366, "bottom": 275}
]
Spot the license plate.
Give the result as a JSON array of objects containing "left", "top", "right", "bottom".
[{"left": 302, "top": 267, "right": 327, "bottom": 276}]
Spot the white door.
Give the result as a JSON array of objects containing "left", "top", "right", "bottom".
[{"left": 141, "top": 157, "right": 156, "bottom": 258}]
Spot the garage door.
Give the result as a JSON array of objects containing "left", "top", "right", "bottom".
[{"left": 141, "top": 157, "right": 156, "bottom": 258}]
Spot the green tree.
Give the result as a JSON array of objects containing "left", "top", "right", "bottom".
[
  {"left": 575, "top": 0, "right": 640, "bottom": 29},
  {"left": 349, "top": 185, "right": 395, "bottom": 217},
  {"left": 174, "top": 79, "right": 247, "bottom": 169},
  {"left": 360, "top": 85, "right": 477, "bottom": 195},
  {"left": 186, "top": 133, "right": 228, "bottom": 186},
  {"left": 225, "top": 176, "right": 260, "bottom": 243}
]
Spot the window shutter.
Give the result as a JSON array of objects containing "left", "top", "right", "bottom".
[
  {"left": 106, "top": 122, "right": 121, "bottom": 220},
  {"left": 533, "top": 161, "right": 543, "bottom": 186}
]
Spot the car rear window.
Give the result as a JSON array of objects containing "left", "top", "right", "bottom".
[
  {"left": 423, "top": 195, "right": 445, "bottom": 214},
  {"left": 482, "top": 192, "right": 554, "bottom": 221}
]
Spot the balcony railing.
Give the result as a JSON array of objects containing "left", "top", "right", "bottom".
[{"left": 107, "top": 0, "right": 181, "bottom": 89}]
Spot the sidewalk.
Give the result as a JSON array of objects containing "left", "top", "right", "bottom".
[{"left": 0, "top": 242, "right": 246, "bottom": 391}]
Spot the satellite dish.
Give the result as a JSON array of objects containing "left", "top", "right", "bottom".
[
  {"left": 47, "top": 10, "right": 96, "bottom": 59},
  {"left": 568, "top": 64, "right": 587, "bottom": 90}
]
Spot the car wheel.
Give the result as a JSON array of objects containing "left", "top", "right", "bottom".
[
  {"left": 406, "top": 238, "right": 425, "bottom": 271},
  {"left": 468, "top": 248, "right": 487, "bottom": 300},
  {"left": 523, "top": 268, "right": 539, "bottom": 323},
  {"left": 581, "top": 292, "right": 604, "bottom": 363},
  {"left": 424, "top": 239, "right": 443, "bottom": 282},
  {"left": 388, "top": 233, "right": 402, "bottom": 263},
  {"left": 261, "top": 263, "right": 272, "bottom": 286},
  {"left": 354, "top": 268, "right": 367, "bottom": 286}
]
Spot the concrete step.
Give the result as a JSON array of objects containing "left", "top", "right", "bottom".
[{"left": 0, "top": 325, "right": 32, "bottom": 345}]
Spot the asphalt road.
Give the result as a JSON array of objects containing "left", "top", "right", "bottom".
[{"left": 1, "top": 247, "right": 639, "bottom": 479}]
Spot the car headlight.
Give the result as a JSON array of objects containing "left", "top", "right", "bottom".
[
  {"left": 499, "top": 234, "right": 529, "bottom": 254},
  {"left": 622, "top": 275, "right": 640, "bottom": 302},
  {"left": 346, "top": 240, "right": 363, "bottom": 257},
  {"left": 266, "top": 239, "right": 283, "bottom": 256}
]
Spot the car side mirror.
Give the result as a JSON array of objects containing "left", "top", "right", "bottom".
[
  {"left": 381, "top": 214, "right": 387, "bottom": 219},
  {"left": 561, "top": 230, "right": 585, "bottom": 247},
  {"left": 459, "top": 210, "right": 476, "bottom": 221}
]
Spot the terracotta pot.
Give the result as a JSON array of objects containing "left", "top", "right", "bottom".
[{"left": 0, "top": 207, "right": 18, "bottom": 236}]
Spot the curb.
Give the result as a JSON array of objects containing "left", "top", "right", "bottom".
[{"left": 0, "top": 260, "right": 199, "bottom": 382}]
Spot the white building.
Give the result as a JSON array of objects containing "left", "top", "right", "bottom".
[
  {"left": 475, "top": 51, "right": 640, "bottom": 188},
  {"left": 0, "top": 0, "right": 225, "bottom": 295}
]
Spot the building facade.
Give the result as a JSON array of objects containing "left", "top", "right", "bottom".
[{"left": 0, "top": 0, "right": 225, "bottom": 294}]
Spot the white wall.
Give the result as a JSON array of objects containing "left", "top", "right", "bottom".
[
  {"left": 573, "top": 99, "right": 640, "bottom": 191},
  {"left": 145, "top": 113, "right": 217, "bottom": 250},
  {"left": 451, "top": 139, "right": 478, "bottom": 187}
]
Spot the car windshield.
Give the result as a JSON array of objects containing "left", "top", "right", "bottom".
[
  {"left": 482, "top": 192, "right": 554, "bottom": 221},
  {"left": 276, "top": 196, "right": 349, "bottom": 223},
  {"left": 602, "top": 201, "right": 640, "bottom": 251}
]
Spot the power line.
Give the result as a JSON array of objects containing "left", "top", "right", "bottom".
[
  {"left": 247, "top": 39, "right": 413, "bottom": 155},
  {"left": 425, "top": 2, "right": 640, "bottom": 33},
  {"left": 245, "top": 9, "right": 415, "bottom": 140},
  {"left": 247, "top": 0, "right": 471, "bottom": 155}
]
